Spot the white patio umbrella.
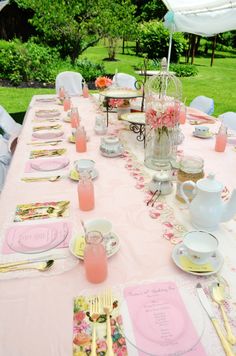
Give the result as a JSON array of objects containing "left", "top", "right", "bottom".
[
  {"left": 0, "top": 0, "right": 9, "bottom": 11},
  {"left": 163, "top": 0, "right": 236, "bottom": 68}
]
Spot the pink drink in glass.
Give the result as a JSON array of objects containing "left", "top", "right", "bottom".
[
  {"left": 76, "top": 127, "right": 87, "bottom": 153},
  {"left": 179, "top": 104, "right": 186, "bottom": 124},
  {"left": 83, "top": 84, "right": 89, "bottom": 98},
  {"left": 84, "top": 231, "right": 107, "bottom": 283},
  {"left": 71, "top": 108, "right": 80, "bottom": 128},
  {"left": 77, "top": 172, "right": 94, "bottom": 211},
  {"left": 59, "top": 86, "right": 65, "bottom": 100},
  {"left": 63, "top": 96, "right": 71, "bottom": 111}
]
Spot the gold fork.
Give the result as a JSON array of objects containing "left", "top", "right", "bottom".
[
  {"left": 102, "top": 289, "right": 114, "bottom": 356},
  {"left": 89, "top": 297, "right": 101, "bottom": 356}
]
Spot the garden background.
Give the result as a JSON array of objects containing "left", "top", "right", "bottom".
[{"left": 0, "top": 0, "right": 236, "bottom": 123}]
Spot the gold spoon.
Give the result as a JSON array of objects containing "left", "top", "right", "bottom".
[
  {"left": 0, "top": 260, "right": 54, "bottom": 273},
  {"left": 211, "top": 282, "right": 236, "bottom": 345},
  {"left": 21, "top": 176, "right": 61, "bottom": 183}
]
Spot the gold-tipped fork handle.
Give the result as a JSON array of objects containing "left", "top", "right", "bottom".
[
  {"left": 102, "top": 289, "right": 114, "bottom": 356},
  {"left": 90, "top": 297, "right": 100, "bottom": 356}
]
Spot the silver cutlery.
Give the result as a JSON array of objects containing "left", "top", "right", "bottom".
[
  {"left": 196, "top": 283, "right": 234, "bottom": 356},
  {"left": 147, "top": 182, "right": 162, "bottom": 207}
]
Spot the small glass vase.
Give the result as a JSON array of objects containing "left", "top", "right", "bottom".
[{"left": 144, "top": 126, "right": 176, "bottom": 170}]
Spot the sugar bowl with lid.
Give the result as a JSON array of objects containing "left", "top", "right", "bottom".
[
  {"left": 149, "top": 170, "right": 173, "bottom": 195},
  {"left": 100, "top": 136, "right": 124, "bottom": 157}
]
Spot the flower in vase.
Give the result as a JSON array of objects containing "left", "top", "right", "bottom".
[
  {"left": 95, "top": 76, "right": 112, "bottom": 90},
  {"left": 145, "top": 102, "right": 180, "bottom": 138}
]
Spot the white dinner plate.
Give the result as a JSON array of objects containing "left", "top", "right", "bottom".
[
  {"left": 35, "top": 110, "right": 61, "bottom": 118},
  {"left": 31, "top": 157, "right": 70, "bottom": 172},
  {"left": 172, "top": 242, "right": 224, "bottom": 276},
  {"left": 120, "top": 112, "right": 145, "bottom": 125},
  {"left": 32, "top": 131, "right": 64, "bottom": 140},
  {"left": 100, "top": 89, "right": 141, "bottom": 99},
  {"left": 69, "top": 232, "right": 120, "bottom": 259}
]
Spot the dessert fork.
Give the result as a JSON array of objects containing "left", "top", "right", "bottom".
[
  {"left": 89, "top": 297, "right": 101, "bottom": 356},
  {"left": 102, "top": 289, "right": 114, "bottom": 356}
]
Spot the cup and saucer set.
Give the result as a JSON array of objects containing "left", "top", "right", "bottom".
[
  {"left": 172, "top": 230, "right": 224, "bottom": 276},
  {"left": 69, "top": 218, "right": 120, "bottom": 259},
  {"left": 69, "top": 159, "right": 98, "bottom": 181},
  {"left": 193, "top": 126, "right": 214, "bottom": 139}
]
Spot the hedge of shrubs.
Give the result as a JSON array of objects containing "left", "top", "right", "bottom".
[{"left": 0, "top": 39, "right": 106, "bottom": 86}]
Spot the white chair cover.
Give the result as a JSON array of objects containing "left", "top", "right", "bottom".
[
  {"left": 0, "top": 105, "right": 22, "bottom": 140},
  {"left": 189, "top": 96, "right": 214, "bottom": 115},
  {"left": 0, "top": 135, "right": 11, "bottom": 193},
  {"left": 112, "top": 73, "right": 137, "bottom": 90},
  {"left": 55, "top": 71, "right": 84, "bottom": 96},
  {"left": 219, "top": 112, "right": 236, "bottom": 131}
]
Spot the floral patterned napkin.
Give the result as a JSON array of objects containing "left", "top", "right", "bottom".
[{"left": 73, "top": 295, "right": 128, "bottom": 356}]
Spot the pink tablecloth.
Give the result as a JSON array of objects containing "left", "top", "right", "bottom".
[{"left": 0, "top": 95, "right": 236, "bottom": 356}]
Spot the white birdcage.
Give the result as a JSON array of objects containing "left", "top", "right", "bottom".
[{"left": 144, "top": 58, "right": 182, "bottom": 170}]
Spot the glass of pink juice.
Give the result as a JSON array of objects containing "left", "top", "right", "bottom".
[
  {"left": 84, "top": 231, "right": 107, "bottom": 283},
  {"left": 63, "top": 96, "right": 71, "bottom": 111}
]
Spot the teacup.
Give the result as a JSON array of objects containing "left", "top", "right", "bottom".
[
  {"left": 84, "top": 218, "right": 112, "bottom": 237},
  {"left": 182, "top": 230, "right": 218, "bottom": 264},
  {"left": 75, "top": 159, "right": 95, "bottom": 173},
  {"left": 194, "top": 126, "right": 210, "bottom": 137}
]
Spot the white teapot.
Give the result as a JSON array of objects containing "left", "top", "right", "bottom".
[{"left": 180, "top": 173, "right": 236, "bottom": 230}]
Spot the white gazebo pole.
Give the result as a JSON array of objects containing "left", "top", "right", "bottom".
[{"left": 167, "top": 31, "right": 173, "bottom": 71}]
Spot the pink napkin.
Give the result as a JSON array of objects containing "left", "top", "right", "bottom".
[
  {"left": 24, "top": 157, "right": 70, "bottom": 173},
  {"left": 124, "top": 281, "right": 207, "bottom": 356},
  {"left": 187, "top": 107, "right": 216, "bottom": 123},
  {"left": 2, "top": 221, "right": 72, "bottom": 254}
]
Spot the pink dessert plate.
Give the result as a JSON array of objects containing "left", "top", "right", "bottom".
[
  {"left": 6, "top": 223, "right": 69, "bottom": 254},
  {"left": 32, "top": 131, "right": 64, "bottom": 140},
  {"left": 30, "top": 157, "right": 69, "bottom": 172}
]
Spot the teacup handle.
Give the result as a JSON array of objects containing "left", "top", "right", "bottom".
[{"left": 180, "top": 180, "right": 196, "bottom": 205}]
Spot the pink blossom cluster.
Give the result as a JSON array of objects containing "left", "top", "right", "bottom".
[{"left": 145, "top": 105, "right": 179, "bottom": 129}]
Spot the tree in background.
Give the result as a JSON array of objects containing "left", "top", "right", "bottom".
[
  {"left": 15, "top": 0, "right": 102, "bottom": 63},
  {"left": 133, "top": 0, "right": 167, "bottom": 21},
  {"left": 96, "top": 0, "right": 137, "bottom": 60}
]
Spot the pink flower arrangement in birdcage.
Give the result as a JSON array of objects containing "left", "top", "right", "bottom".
[{"left": 145, "top": 100, "right": 180, "bottom": 138}]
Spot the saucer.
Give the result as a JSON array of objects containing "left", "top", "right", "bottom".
[
  {"left": 100, "top": 148, "right": 124, "bottom": 158},
  {"left": 69, "top": 168, "right": 98, "bottom": 181},
  {"left": 193, "top": 132, "right": 214, "bottom": 139},
  {"left": 69, "top": 232, "right": 120, "bottom": 259},
  {"left": 172, "top": 242, "right": 224, "bottom": 276}
]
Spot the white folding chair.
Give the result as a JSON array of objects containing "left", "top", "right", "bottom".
[
  {"left": 55, "top": 71, "right": 84, "bottom": 96},
  {"left": 0, "top": 135, "right": 11, "bottom": 193},
  {"left": 0, "top": 105, "right": 22, "bottom": 140},
  {"left": 112, "top": 73, "right": 137, "bottom": 90},
  {"left": 189, "top": 96, "right": 214, "bottom": 115},
  {"left": 219, "top": 112, "right": 236, "bottom": 131}
]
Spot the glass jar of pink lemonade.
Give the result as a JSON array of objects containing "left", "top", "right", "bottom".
[{"left": 84, "top": 231, "right": 107, "bottom": 283}]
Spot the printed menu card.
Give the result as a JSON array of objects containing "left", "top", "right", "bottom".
[{"left": 124, "top": 281, "right": 206, "bottom": 355}]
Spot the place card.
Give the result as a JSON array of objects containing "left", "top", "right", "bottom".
[
  {"left": 124, "top": 281, "right": 206, "bottom": 355},
  {"left": 179, "top": 255, "right": 214, "bottom": 273}
]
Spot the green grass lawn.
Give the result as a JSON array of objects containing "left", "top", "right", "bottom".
[{"left": 1, "top": 43, "right": 236, "bottom": 122}]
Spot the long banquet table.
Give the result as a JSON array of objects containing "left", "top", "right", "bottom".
[{"left": 0, "top": 94, "right": 236, "bottom": 356}]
